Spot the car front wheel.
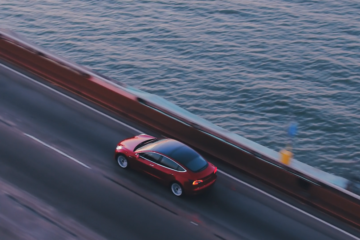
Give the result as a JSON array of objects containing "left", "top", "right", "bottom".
[
  {"left": 117, "top": 154, "right": 128, "bottom": 169},
  {"left": 171, "top": 182, "right": 183, "bottom": 197}
]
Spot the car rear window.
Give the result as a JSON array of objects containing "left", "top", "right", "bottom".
[
  {"left": 168, "top": 145, "right": 208, "bottom": 172},
  {"left": 184, "top": 156, "right": 208, "bottom": 172}
]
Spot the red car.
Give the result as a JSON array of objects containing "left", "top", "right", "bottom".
[{"left": 114, "top": 134, "right": 217, "bottom": 196}]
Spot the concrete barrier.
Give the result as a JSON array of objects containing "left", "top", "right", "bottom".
[{"left": 1, "top": 30, "right": 360, "bottom": 228}]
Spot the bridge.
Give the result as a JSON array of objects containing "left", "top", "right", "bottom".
[{"left": 0, "top": 29, "right": 359, "bottom": 240}]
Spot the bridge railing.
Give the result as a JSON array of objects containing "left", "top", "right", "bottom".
[{"left": 1, "top": 29, "right": 360, "bottom": 228}]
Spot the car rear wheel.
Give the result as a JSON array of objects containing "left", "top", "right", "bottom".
[
  {"left": 117, "top": 154, "right": 128, "bottom": 169},
  {"left": 171, "top": 182, "right": 183, "bottom": 197}
]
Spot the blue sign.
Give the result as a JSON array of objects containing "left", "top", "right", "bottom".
[{"left": 288, "top": 122, "right": 298, "bottom": 137}]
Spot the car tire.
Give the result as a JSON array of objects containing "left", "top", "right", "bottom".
[
  {"left": 170, "top": 182, "right": 183, "bottom": 197},
  {"left": 116, "top": 154, "right": 129, "bottom": 169}
]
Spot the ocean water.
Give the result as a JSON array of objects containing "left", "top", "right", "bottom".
[{"left": 1, "top": 0, "right": 360, "bottom": 179}]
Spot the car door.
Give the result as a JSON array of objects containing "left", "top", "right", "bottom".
[
  {"left": 152, "top": 156, "right": 180, "bottom": 185},
  {"left": 137, "top": 152, "right": 162, "bottom": 180}
]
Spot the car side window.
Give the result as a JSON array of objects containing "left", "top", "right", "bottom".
[
  {"left": 160, "top": 156, "right": 181, "bottom": 170},
  {"left": 176, "top": 165, "right": 185, "bottom": 171},
  {"left": 139, "top": 152, "right": 162, "bottom": 163}
]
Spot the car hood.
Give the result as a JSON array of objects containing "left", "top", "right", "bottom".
[{"left": 120, "top": 134, "right": 156, "bottom": 151}]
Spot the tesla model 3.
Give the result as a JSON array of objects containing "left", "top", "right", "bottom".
[{"left": 114, "top": 134, "right": 217, "bottom": 196}]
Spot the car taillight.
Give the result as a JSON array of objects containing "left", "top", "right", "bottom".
[
  {"left": 214, "top": 167, "right": 217, "bottom": 174},
  {"left": 193, "top": 180, "right": 203, "bottom": 185}
]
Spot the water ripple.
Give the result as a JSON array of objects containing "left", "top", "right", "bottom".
[{"left": 1, "top": 0, "right": 360, "bottom": 179}]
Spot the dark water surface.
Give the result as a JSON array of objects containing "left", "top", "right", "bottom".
[{"left": 1, "top": 0, "right": 359, "bottom": 179}]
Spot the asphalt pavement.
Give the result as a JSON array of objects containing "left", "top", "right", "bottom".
[{"left": 0, "top": 61, "right": 359, "bottom": 240}]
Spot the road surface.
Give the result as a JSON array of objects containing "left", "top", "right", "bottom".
[{"left": 0, "top": 60, "right": 359, "bottom": 240}]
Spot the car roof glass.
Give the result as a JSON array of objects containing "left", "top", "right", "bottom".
[
  {"left": 140, "top": 139, "right": 208, "bottom": 172},
  {"left": 148, "top": 140, "right": 198, "bottom": 164}
]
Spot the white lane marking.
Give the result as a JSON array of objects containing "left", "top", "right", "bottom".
[
  {"left": 190, "top": 221, "right": 198, "bottom": 226},
  {"left": 0, "top": 63, "right": 142, "bottom": 134},
  {"left": 218, "top": 169, "right": 359, "bottom": 239},
  {"left": 24, "top": 133, "right": 91, "bottom": 169},
  {"left": 0, "top": 62, "right": 357, "bottom": 238}
]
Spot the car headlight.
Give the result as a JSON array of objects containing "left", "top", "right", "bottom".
[{"left": 116, "top": 145, "right": 123, "bottom": 150}]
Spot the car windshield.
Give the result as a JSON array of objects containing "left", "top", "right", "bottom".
[{"left": 134, "top": 138, "right": 159, "bottom": 151}]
